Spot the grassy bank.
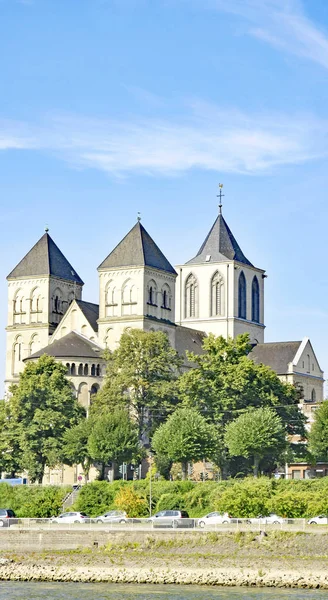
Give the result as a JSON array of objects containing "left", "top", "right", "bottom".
[{"left": 1, "top": 530, "right": 328, "bottom": 588}]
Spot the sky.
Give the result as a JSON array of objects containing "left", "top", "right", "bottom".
[{"left": 1, "top": 0, "right": 328, "bottom": 393}]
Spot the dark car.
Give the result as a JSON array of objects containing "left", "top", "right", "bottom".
[
  {"left": 0, "top": 509, "right": 17, "bottom": 528},
  {"left": 149, "top": 510, "right": 194, "bottom": 529}
]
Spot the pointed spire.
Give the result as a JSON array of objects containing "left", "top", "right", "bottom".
[
  {"left": 7, "top": 232, "right": 84, "bottom": 284},
  {"left": 98, "top": 221, "right": 177, "bottom": 275},
  {"left": 186, "top": 211, "right": 253, "bottom": 267}
]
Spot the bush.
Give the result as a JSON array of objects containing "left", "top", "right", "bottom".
[
  {"left": 0, "top": 484, "right": 69, "bottom": 518},
  {"left": 114, "top": 487, "right": 148, "bottom": 518}
]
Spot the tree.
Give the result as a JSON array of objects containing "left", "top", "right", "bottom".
[
  {"left": 87, "top": 408, "right": 141, "bottom": 479},
  {"left": 7, "top": 355, "right": 84, "bottom": 483},
  {"left": 179, "top": 334, "right": 305, "bottom": 437},
  {"left": 92, "top": 329, "right": 182, "bottom": 438},
  {"left": 61, "top": 418, "right": 94, "bottom": 483},
  {"left": 152, "top": 407, "right": 220, "bottom": 479},
  {"left": 224, "top": 407, "right": 287, "bottom": 477},
  {"left": 0, "top": 400, "right": 22, "bottom": 478},
  {"left": 309, "top": 400, "right": 328, "bottom": 460}
]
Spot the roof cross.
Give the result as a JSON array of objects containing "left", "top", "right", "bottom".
[
  {"left": 217, "top": 183, "right": 224, "bottom": 215},
  {"left": 137, "top": 212, "right": 141, "bottom": 222}
]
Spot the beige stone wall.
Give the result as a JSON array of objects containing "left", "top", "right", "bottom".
[
  {"left": 51, "top": 300, "right": 97, "bottom": 343},
  {"left": 175, "top": 260, "right": 265, "bottom": 343}
]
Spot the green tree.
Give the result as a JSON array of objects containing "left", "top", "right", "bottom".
[
  {"left": 93, "top": 329, "right": 182, "bottom": 437},
  {"left": 88, "top": 408, "right": 141, "bottom": 479},
  {"left": 179, "top": 334, "right": 305, "bottom": 470},
  {"left": 152, "top": 407, "right": 220, "bottom": 479},
  {"left": 309, "top": 400, "right": 328, "bottom": 460},
  {"left": 0, "top": 400, "right": 22, "bottom": 478},
  {"left": 224, "top": 407, "right": 287, "bottom": 477},
  {"left": 61, "top": 418, "right": 94, "bottom": 483},
  {"left": 8, "top": 355, "right": 84, "bottom": 483}
]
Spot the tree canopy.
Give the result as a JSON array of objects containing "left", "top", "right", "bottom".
[
  {"left": 224, "top": 407, "right": 287, "bottom": 476},
  {"left": 88, "top": 408, "right": 141, "bottom": 478},
  {"left": 179, "top": 333, "right": 305, "bottom": 437},
  {"left": 309, "top": 400, "right": 328, "bottom": 461},
  {"left": 61, "top": 418, "right": 94, "bottom": 483},
  {"left": 6, "top": 355, "right": 84, "bottom": 483},
  {"left": 92, "top": 329, "right": 182, "bottom": 438},
  {"left": 152, "top": 407, "right": 220, "bottom": 479}
]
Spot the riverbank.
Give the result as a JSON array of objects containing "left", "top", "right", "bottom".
[{"left": 1, "top": 530, "right": 328, "bottom": 589}]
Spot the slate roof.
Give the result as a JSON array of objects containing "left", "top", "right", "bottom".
[
  {"left": 175, "top": 325, "right": 206, "bottom": 363},
  {"left": 25, "top": 331, "right": 104, "bottom": 361},
  {"left": 7, "top": 232, "right": 84, "bottom": 284},
  {"left": 76, "top": 300, "right": 99, "bottom": 332},
  {"left": 98, "top": 221, "right": 177, "bottom": 275},
  {"left": 250, "top": 341, "right": 301, "bottom": 375},
  {"left": 186, "top": 214, "right": 253, "bottom": 266}
]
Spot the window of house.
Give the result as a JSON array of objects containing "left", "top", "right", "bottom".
[
  {"left": 185, "top": 274, "right": 198, "bottom": 318},
  {"left": 238, "top": 272, "right": 247, "bottom": 319},
  {"left": 292, "top": 470, "right": 301, "bottom": 480},
  {"left": 311, "top": 389, "right": 316, "bottom": 403},
  {"left": 211, "top": 272, "right": 224, "bottom": 316}
]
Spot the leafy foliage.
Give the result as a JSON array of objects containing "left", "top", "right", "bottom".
[
  {"left": 87, "top": 408, "right": 141, "bottom": 477},
  {"left": 114, "top": 486, "right": 148, "bottom": 517},
  {"left": 0, "top": 483, "right": 69, "bottom": 518},
  {"left": 92, "top": 329, "right": 182, "bottom": 437},
  {"left": 152, "top": 407, "right": 220, "bottom": 479},
  {"left": 6, "top": 355, "right": 84, "bottom": 483},
  {"left": 225, "top": 407, "right": 287, "bottom": 476},
  {"left": 61, "top": 418, "right": 94, "bottom": 482},
  {"left": 309, "top": 400, "right": 328, "bottom": 460}
]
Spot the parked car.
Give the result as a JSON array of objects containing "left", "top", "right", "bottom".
[
  {"left": 50, "top": 512, "right": 91, "bottom": 524},
  {"left": 95, "top": 510, "right": 128, "bottom": 524},
  {"left": 308, "top": 515, "right": 328, "bottom": 525},
  {"left": 0, "top": 509, "right": 17, "bottom": 528},
  {"left": 197, "top": 512, "right": 231, "bottom": 528},
  {"left": 246, "top": 513, "right": 284, "bottom": 525},
  {"left": 149, "top": 510, "right": 194, "bottom": 528}
]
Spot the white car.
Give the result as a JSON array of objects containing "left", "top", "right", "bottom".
[
  {"left": 198, "top": 512, "right": 231, "bottom": 527},
  {"left": 95, "top": 510, "right": 127, "bottom": 524},
  {"left": 51, "top": 511, "right": 91, "bottom": 524},
  {"left": 246, "top": 513, "right": 284, "bottom": 525},
  {"left": 308, "top": 515, "right": 328, "bottom": 525}
]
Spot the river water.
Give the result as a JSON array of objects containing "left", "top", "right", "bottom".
[{"left": 0, "top": 583, "right": 326, "bottom": 599}]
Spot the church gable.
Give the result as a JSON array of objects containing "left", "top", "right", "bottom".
[{"left": 50, "top": 299, "right": 99, "bottom": 344}]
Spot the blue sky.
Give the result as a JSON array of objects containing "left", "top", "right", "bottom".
[{"left": 1, "top": 0, "right": 328, "bottom": 392}]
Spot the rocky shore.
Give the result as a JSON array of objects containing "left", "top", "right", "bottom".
[{"left": 0, "top": 562, "right": 328, "bottom": 589}]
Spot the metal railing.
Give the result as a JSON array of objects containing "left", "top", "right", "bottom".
[{"left": 0, "top": 517, "right": 327, "bottom": 532}]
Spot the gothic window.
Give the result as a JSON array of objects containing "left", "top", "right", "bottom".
[
  {"left": 238, "top": 272, "right": 247, "bottom": 319},
  {"left": 12, "top": 336, "right": 23, "bottom": 375},
  {"left": 149, "top": 286, "right": 153, "bottom": 304},
  {"left": 251, "top": 276, "right": 260, "bottom": 323},
  {"left": 185, "top": 274, "right": 198, "bottom": 318},
  {"left": 211, "top": 272, "right": 224, "bottom": 316},
  {"left": 311, "top": 388, "right": 316, "bottom": 403},
  {"left": 30, "top": 288, "right": 42, "bottom": 320},
  {"left": 122, "top": 280, "right": 131, "bottom": 304},
  {"left": 29, "top": 334, "right": 39, "bottom": 356},
  {"left": 161, "top": 284, "right": 171, "bottom": 310},
  {"left": 147, "top": 280, "right": 157, "bottom": 306}
]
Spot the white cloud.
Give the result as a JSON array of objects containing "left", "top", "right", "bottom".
[
  {"left": 205, "top": 0, "right": 328, "bottom": 70},
  {"left": 0, "top": 105, "right": 327, "bottom": 176}
]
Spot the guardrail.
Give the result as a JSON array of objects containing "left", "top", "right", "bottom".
[{"left": 0, "top": 517, "right": 327, "bottom": 532}]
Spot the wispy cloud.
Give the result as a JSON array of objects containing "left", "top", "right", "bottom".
[
  {"left": 205, "top": 0, "right": 328, "bottom": 70},
  {"left": 0, "top": 104, "right": 327, "bottom": 176}
]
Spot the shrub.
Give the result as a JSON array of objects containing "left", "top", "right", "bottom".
[
  {"left": 114, "top": 487, "right": 148, "bottom": 517},
  {"left": 74, "top": 480, "right": 125, "bottom": 517}
]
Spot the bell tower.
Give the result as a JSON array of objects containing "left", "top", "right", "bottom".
[
  {"left": 175, "top": 187, "right": 265, "bottom": 343},
  {"left": 5, "top": 230, "right": 83, "bottom": 392}
]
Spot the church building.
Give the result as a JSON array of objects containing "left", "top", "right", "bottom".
[{"left": 4, "top": 201, "right": 325, "bottom": 481}]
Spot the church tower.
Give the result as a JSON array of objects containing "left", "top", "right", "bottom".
[
  {"left": 97, "top": 220, "right": 177, "bottom": 350},
  {"left": 175, "top": 194, "right": 265, "bottom": 343},
  {"left": 5, "top": 231, "right": 83, "bottom": 391}
]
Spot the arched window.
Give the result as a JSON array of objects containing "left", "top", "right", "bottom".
[
  {"left": 91, "top": 364, "right": 96, "bottom": 376},
  {"left": 30, "top": 287, "right": 42, "bottom": 322},
  {"left": 71, "top": 363, "right": 76, "bottom": 376},
  {"left": 161, "top": 284, "right": 171, "bottom": 310},
  {"left": 12, "top": 336, "right": 23, "bottom": 375},
  {"left": 147, "top": 280, "right": 157, "bottom": 306},
  {"left": 211, "top": 272, "right": 224, "bottom": 316},
  {"left": 251, "top": 276, "right": 260, "bottom": 323},
  {"left": 29, "top": 334, "right": 39, "bottom": 356},
  {"left": 238, "top": 271, "right": 247, "bottom": 319},
  {"left": 311, "top": 388, "right": 316, "bottom": 403},
  {"left": 66, "top": 363, "right": 70, "bottom": 374},
  {"left": 84, "top": 364, "right": 88, "bottom": 376},
  {"left": 149, "top": 286, "right": 153, "bottom": 304},
  {"left": 78, "top": 383, "right": 89, "bottom": 410},
  {"left": 185, "top": 274, "right": 198, "bottom": 318},
  {"left": 96, "top": 364, "right": 100, "bottom": 376},
  {"left": 307, "top": 354, "right": 310, "bottom": 373},
  {"left": 78, "top": 363, "right": 83, "bottom": 376}
]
